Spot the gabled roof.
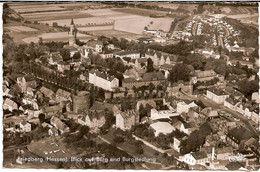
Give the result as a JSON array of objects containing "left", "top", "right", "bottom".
[
  {"left": 89, "top": 69, "right": 117, "bottom": 82},
  {"left": 142, "top": 72, "right": 165, "bottom": 81},
  {"left": 208, "top": 110, "right": 218, "bottom": 117},
  {"left": 224, "top": 87, "right": 244, "bottom": 97},
  {"left": 87, "top": 111, "right": 105, "bottom": 121},
  {"left": 4, "top": 98, "right": 17, "bottom": 107},
  {"left": 183, "top": 122, "right": 196, "bottom": 129},
  {"left": 50, "top": 116, "right": 69, "bottom": 132},
  {"left": 40, "top": 86, "right": 55, "bottom": 97},
  {"left": 194, "top": 70, "right": 217, "bottom": 78},
  {"left": 56, "top": 89, "right": 71, "bottom": 99},
  {"left": 225, "top": 97, "right": 240, "bottom": 106},
  {"left": 173, "top": 120, "right": 183, "bottom": 130},
  {"left": 50, "top": 52, "right": 63, "bottom": 62},
  {"left": 24, "top": 74, "right": 35, "bottom": 82},
  {"left": 119, "top": 109, "right": 138, "bottom": 119},
  {"left": 86, "top": 41, "right": 103, "bottom": 48},
  {"left": 225, "top": 162, "right": 244, "bottom": 170},
  {"left": 116, "top": 51, "right": 140, "bottom": 56},
  {"left": 216, "top": 146, "right": 233, "bottom": 154},
  {"left": 160, "top": 64, "right": 174, "bottom": 70},
  {"left": 191, "top": 151, "right": 208, "bottom": 160},
  {"left": 208, "top": 88, "right": 229, "bottom": 96},
  {"left": 42, "top": 105, "right": 62, "bottom": 113},
  {"left": 227, "top": 127, "right": 253, "bottom": 143}
]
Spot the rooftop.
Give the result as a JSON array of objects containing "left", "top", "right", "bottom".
[
  {"left": 194, "top": 70, "right": 217, "bottom": 78},
  {"left": 116, "top": 51, "right": 140, "bottom": 56},
  {"left": 89, "top": 69, "right": 117, "bottom": 82},
  {"left": 208, "top": 88, "right": 229, "bottom": 96},
  {"left": 191, "top": 151, "right": 208, "bottom": 160}
]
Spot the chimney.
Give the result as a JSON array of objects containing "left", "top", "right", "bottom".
[{"left": 211, "top": 147, "right": 215, "bottom": 161}]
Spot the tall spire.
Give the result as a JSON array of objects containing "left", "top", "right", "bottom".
[{"left": 71, "top": 18, "right": 74, "bottom": 25}]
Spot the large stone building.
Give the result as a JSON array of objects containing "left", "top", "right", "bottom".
[
  {"left": 206, "top": 88, "right": 229, "bottom": 104},
  {"left": 77, "top": 111, "right": 106, "bottom": 130},
  {"left": 115, "top": 109, "right": 139, "bottom": 130},
  {"left": 115, "top": 51, "right": 140, "bottom": 59},
  {"left": 145, "top": 49, "right": 177, "bottom": 66},
  {"left": 89, "top": 69, "right": 119, "bottom": 91},
  {"left": 122, "top": 72, "right": 166, "bottom": 89},
  {"left": 226, "top": 127, "right": 253, "bottom": 149},
  {"left": 86, "top": 41, "right": 103, "bottom": 53},
  {"left": 193, "top": 70, "right": 224, "bottom": 83}
]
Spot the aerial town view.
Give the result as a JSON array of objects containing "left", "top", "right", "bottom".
[{"left": 2, "top": 1, "right": 260, "bottom": 170}]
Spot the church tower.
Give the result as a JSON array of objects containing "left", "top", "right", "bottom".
[{"left": 68, "top": 19, "right": 77, "bottom": 46}]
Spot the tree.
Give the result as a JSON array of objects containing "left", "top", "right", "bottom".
[
  {"left": 60, "top": 48, "right": 70, "bottom": 61},
  {"left": 146, "top": 58, "right": 154, "bottom": 72},
  {"left": 113, "top": 136, "right": 124, "bottom": 144},
  {"left": 38, "top": 113, "right": 45, "bottom": 124},
  {"left": 79, "top": 125, "right": 90, "bottom": 137},
  {"left": 168, "top": 64, "right": 190, "bottom": 83},
  {"left": 73, "top": 52, "right": 81, "bottom": 60},
  {"left": 135, "top": 146, "right": 144, "bottom": 154},
  {"left": 52, "top": 22, "right": 58, "bottom": 27},
  {"left": 197, "top": 3, "right": 205, "bottom": 14}
]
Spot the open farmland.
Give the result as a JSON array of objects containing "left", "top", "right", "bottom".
[
  {"left": 112, "top": 8, "right": 167, "bottom": 17},
  {"left": 157, "top": 3, "right": 180, "bottom": 10},
  {"left": 21, "top": 11, "right": 93, "bottom": 21},
  {"left": 6, "top": 26, "right": 38, "bottom": 32},
  {"left": 177, "top": 3, "right": 198, "bottom": 12},
  {"left": 22, "top": 32, "right": 95, "bottom": 43},
  {"left": 40, "top": 17, "right": 113, "bottom": 27},
  {"left": 226, "top": 14, "right": 258, "bottom": 26},
  {"left": 8, "top": 2, "right": 102, "bottom": 14},
  {"left": 114, "top": 16, "right": 172, "bottom": 34},
  {"left": 88, "top": 29, "right": 139, "bottom": 38},
  {"left": 87, "top": 8, "right": 172, "bottom": 34},
  {"left": 77, "top": 25, "right": 113, "bottom": 31},
  {"left": 8, "top": 4, "right": 65, "bottom": 13}
]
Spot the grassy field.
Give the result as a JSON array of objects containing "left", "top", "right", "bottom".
[
  {"left": 21, "top": 11, "right": 93, "bottom": 21},
  {"left": 6, "top": 26, "right": 38, "bottom": 32},
  {"left": 112, "top": 8, "right": 167, "bottom": 17},
  {"left": 23, "top": 32, "right": 95, "bottom": 43},
  {"left": 40, "top": 17, "right": 113, "bottom": 27},
  {"left": 27, "top": 137, "right": 72, "bottom": 159},
  {"left": 8, "top": 2, "right": 102, "bottom": 13},
  {"left": 88, "top": 29, "right": 139, "bottom": 38},
  {"left": 114, "top": 16, "right": 172, "bottom": 34},
  {"left": 77, "top": 25, "right": 113, "bottom": 31},
  {"left": 226, "top": 14, "right": 258, "bottom": 26}
]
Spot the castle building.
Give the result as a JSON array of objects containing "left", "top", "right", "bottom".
[
  {"left": 68, "top": 19, "right": 77, "bottom": 46},
  {"left": 89, "top": 69, "right": 119, "bottom": 91}
]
